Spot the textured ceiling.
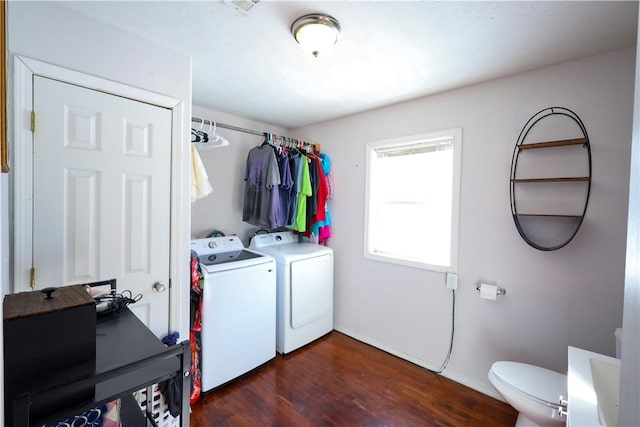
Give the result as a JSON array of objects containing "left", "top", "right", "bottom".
[{"left": 61, "top": 1, "right": 638, "bottom": 128}]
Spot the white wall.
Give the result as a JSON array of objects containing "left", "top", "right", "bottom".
[
  {"left": 5, "top": 2, "right": 192, "bottom": 337},
  {"left": 619, "top": 9, "right": 640, "bottom": 425},
  {"left": 7, "top": 2, "right": 190, "bottom": 105},
  {"left": 190, "top": 105, "right": 289, "bottom": 246},
  {"left": 290, "top": 47, "right": 635, "bottom": 397}
]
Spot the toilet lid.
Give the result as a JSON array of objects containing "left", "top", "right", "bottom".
[{"left": 491, "top": 361, "right": 567, "bottom": 405}]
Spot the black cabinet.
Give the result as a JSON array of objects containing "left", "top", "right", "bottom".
[
  {"left": 7, "top": 307, "right": 190, "bottom": 427},
  {"left": 4, "top": 285, "right": 97, "bottom": 424}
]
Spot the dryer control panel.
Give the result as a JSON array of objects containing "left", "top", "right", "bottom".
[{"left": 250, "top": 231, "right": 297, "bottom": 248}]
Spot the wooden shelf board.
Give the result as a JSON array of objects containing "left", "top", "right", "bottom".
[
  {"left": 511, "top": 177, "right": 590, "bottom": 183},
  {"left": 519, "top": 138, "right": 587, "bottom": 150},
  {"left": 514, "top": 213, "right": 583, "bottom": 218}
]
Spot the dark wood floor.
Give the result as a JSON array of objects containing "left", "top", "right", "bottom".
[{"left": 190, "top": 331, "right": 517, "bottom": 426}]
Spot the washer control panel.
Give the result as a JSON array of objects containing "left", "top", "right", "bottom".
[{"left": 191, "top": 236, "right": 245, "bottom": 255}]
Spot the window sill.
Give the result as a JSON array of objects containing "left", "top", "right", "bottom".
[{"left": 363, "top": 251, "right": 451, "bottom": 273}]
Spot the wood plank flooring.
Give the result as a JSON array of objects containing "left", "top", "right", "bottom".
[{"left": 190, "top": 331, "right": 517, "bottom": 427}]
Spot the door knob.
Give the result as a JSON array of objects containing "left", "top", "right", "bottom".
[{"left": 152, "top": 281, "right": 167, "bottom": 293}]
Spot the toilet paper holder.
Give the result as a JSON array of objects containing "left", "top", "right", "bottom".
[{"left": 475, "top": 283, "right": 507, "bottom": 296}]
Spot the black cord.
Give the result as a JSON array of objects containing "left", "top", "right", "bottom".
[
  {"left": 425, "top": 289, "right": 455, "bottom": 374},
  {"left": 119, "top": 289, "right": 143, "bottom": 303},
  {"left": 94, "top": 289, "right": 142, "bottom": 314}
]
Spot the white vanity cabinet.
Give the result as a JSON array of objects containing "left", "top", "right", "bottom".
[{"left": 567, "top": 346, "right": 621, "bottom": 427}]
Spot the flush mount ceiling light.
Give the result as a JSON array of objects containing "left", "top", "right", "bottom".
[{"left": 291, "top": 13, "right": 341, "bottom": 58}]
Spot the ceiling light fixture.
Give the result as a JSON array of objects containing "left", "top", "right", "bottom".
[{"left": 291, "top": 13, "right": 341, "bottom": 58}]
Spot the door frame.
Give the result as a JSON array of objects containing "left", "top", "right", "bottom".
[{"left": 12, "top": 55, "right": 189, "bottom": 337}]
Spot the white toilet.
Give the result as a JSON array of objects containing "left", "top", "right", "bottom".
[
  {"left": 488, "top": 361, "right": 567, "bottom": 427},
  {"left": 489, "top": 328, "right": 623, "bottom": 426}
]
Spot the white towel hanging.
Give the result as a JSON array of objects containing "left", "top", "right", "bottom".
[{"left": 191, "top": 144, "right": 214, "bottom": 202}]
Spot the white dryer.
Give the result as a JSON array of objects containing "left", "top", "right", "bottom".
[
  {"left": 191, "top": 236, "right": 276, "bottom": 391},
  {"left": 250, "top": 231, "right": 333, "bottom": 354}
]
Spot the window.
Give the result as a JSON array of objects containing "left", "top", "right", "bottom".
[{"left": 364, "top": 128, "right": 462, "bottom": 272}]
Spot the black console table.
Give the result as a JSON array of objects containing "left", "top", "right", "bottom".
[{"left": 11, "top": 308, "right": 190, "bottom": 427}]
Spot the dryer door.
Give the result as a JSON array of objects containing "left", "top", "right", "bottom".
[{"left": 290, "top": 254, "right": 334, "bottom": 328}]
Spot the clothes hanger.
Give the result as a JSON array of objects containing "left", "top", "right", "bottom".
[
  {"left": 208, "top": 121, "right": 224, "bottom": 144},
  {"left": 211, "top": 123, "right": 229, "bottom": 147},
  {"left": 207, "top": 121, "right": 215, "bottom": 141},
  {"left": 198, "top": 119, "right": 209, "bottom": 142},
  {"left": 273, "top": 134, "right": 283, "bottom": 155},
  {"left": 191, "top": 119, "right": 204, "bottom": 142},
  {"left": 191, "top": 128, "right": 201, "bottom": 143},
  {"left": 192, "top": 118, "right": 229, "bottom": 150}
]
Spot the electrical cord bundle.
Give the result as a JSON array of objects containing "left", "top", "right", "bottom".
[{"left": 94, "top": 290, "right": 143, "bottom": 316}]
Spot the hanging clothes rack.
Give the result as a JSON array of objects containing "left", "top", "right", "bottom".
[{"left": 191, "top": 116, "right": 320, "bottom": 153}]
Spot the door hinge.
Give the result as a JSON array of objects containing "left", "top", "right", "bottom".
[
  {"left": 30, "top": 111, "right": 36, "bottom": 133},
  {"left": 30, "top": 267, "right": 36, "bottom": 289}
]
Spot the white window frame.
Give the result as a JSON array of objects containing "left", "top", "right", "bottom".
[{"left": 363, "top": 128, "right": 462, "bottom": 272}]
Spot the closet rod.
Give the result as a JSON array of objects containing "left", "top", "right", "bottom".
[
  {"left": 191, "top": 116, "right": 318, "bottom": 151},
  {"left": 191, "top": 117, "right": 264, "bottom": 137}
]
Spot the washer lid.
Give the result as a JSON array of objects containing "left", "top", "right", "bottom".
[
  {"left": 491, "top": 361, "right": 567, "bottom": 404},
  {"left": 198, "top": 250, "right": 263, "bottom": 266}
]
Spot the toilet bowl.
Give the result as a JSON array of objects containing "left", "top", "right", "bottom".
[{"left": 489, "top": 361, "right": 567, "bottom": 427}]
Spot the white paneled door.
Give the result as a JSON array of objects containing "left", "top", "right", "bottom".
[{"left": 32, "top": 76, "right": 172, "bottom": 336}]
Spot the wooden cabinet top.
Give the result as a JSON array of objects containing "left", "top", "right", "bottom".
[{"left": 4, "top": 284, "right": 95, "bottom": 320}]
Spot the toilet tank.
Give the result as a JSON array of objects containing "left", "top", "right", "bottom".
[{"left": 615, "top": 328, "right": 623, "bottom": 358}]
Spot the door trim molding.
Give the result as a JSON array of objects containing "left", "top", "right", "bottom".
[
  {"left": 12, "top": 55, "right": 189, "bottom": 337},
  {"left": 17, "top": 56, "right": 181, "bottom": 107}
]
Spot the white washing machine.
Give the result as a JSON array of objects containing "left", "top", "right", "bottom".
[
  {"left": 191, "top": 236, "right": 276, "bottom": 391},
  {"left": 250, "top": 231, "right": 333, "bottom": 354}
]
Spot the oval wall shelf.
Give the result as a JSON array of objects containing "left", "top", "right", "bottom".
[{"left": 510, "top": 107, "right": 592, "bottom": 251}]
